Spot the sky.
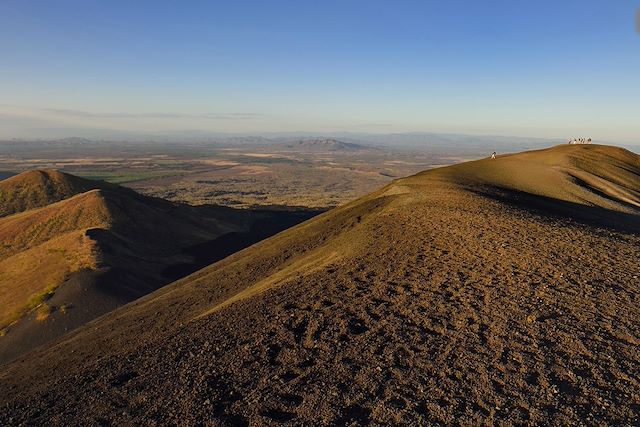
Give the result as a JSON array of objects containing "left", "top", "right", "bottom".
[{"left": 0, "top": 1, "right": 639, "bottom": 143}]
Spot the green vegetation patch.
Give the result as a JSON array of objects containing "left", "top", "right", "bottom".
[
  {"left": 73, "top": 170, "right": 185, "bottom": 184},
  {"left": 3, "top": 273, "right": 67, "bottom": 329}
]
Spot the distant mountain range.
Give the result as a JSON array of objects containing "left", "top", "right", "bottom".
[
  {"left": 0, "top": 133, "right": 582, "bottom": 149},
  {"left": 268, "top": 138, "right": 377, "bottom": 153}
]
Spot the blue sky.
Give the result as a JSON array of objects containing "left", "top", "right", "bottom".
[{"left": 0, "top": 1, "right": 639, "bottom": 142}]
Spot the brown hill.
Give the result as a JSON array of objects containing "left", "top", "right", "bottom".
[
  {"left": 0, "top": 171, "right": 317, "bottom": 363},
  {"left": 0, "top": 145, "right": 639, "bottom": 425},
  {"left": 0, "top": 169, "right": 112, "bottom": 217},
  {"left": 429, "top": 144, "right": 640, "bottom": 212}
]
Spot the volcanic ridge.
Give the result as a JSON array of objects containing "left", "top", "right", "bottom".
[{"left": 0, "top": 145, "right": 639, "bottom": 425}]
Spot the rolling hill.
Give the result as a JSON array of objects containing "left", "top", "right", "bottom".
[
  {"left": 0, "top": 169, "right": 113, "bottom": 217},
  {"left": 0, "top": 170, "right": 317, "bottom": 364},
  {"left": 0, "top": 145, "right": 639, "bottom": 425}
]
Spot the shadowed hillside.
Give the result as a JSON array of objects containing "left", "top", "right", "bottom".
[
  {"left": 0, "top": 171, "right": 318, "bottom": 363},
  {"left": 0, "top": 145, "right": 638, "bottom": 425}
]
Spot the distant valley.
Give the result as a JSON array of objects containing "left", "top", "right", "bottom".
[{"left": 1, "top": 133, "right": 584, "bottom": 210}]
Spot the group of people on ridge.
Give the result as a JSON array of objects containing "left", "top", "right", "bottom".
[
  {"left": 490, "top": 136, "right": 593, "bottom": 160},
  {"left": 568, "top": 137, "right": 592, "bottom": 144}
]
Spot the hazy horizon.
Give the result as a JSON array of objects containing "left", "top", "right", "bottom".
[{"left": 1, "top": 1, "right": 639, "bottom": 144}]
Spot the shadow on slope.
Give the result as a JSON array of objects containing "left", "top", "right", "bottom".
[
  {"left": 471, "top": 186, "right": 640, "bottom": 236},
  {"left": 413, "top": 144, "right": 640, "bottom": 234},
  {"left": 0, "top": 169, "right": 323, "bottom": 365},
  {"left": 163, "top": 212, "right": 320, "bottom": 280},
  {"left": 0, "top": 208, "right": 320, "bottom": 366}
]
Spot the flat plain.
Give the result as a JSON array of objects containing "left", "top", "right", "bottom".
[{"left": 0, "top": 138, "right": 478, "bottom": 209}]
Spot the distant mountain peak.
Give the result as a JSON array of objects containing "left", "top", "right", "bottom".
[{"left": 282, "top": 138, "right": 374, "bottom": 152}]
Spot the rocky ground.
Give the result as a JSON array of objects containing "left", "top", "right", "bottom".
[{"left": 0, "top": 145, "right": 638, "bottom": 425}]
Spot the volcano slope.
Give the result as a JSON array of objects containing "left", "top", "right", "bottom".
[
  {"left": 0, "top": 170, "right": 316, "bottom": 364},
  {"left": 0, "top": 169, "right": 112, "bottom": 218},
  {"left": 1, "top": 145, "right": 639, "bottom": 425}
]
